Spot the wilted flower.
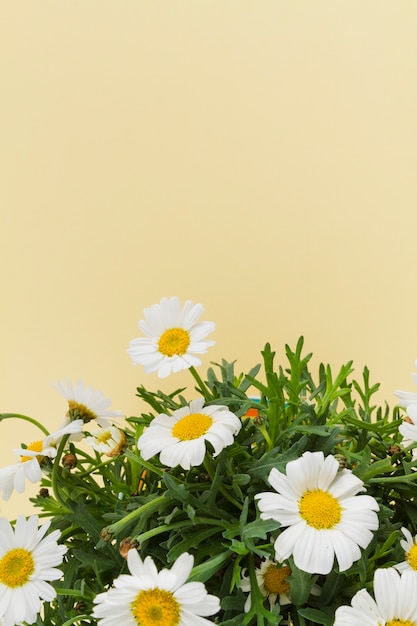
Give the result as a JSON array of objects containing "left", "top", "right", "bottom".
[{"left": 53, "top": 378, "right": 123, "bottom": 427}]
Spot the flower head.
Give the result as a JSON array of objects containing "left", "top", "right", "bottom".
[
  {"left": 334, "top": 567, "right": 417, "bottom": 625},
  {"left": 0, "top": 515, "right": 66, "bottom": 626},
  {"left": 240, "top": 558, "right": 292, "bottom": 612},
  {"left": 0, "top": 421, "right": 83, "bottom": 501},
  {"left": 399, "top": 404, "right": 417, "bottom": 447},
  {"left": 255, "top": 451, "right": 379, "bottom": 575},
  {"left": 93, "top": 550, "right": 220, "bottom": 626},
  {"left": 395, "top": 361, "right": 417, "bottom": 407},
  {"left": 85, "top": 426, "right": 127, "bottom": 457},
  {"left": 395, "top": 527, "right": 417, "bottom": 574},
  {"left": 53, "top": 378, "right": 123, "bottom": 427},
  {"left": 127, "top": 297, "right": 215, "bottom": 378},
  {"left": 137, "top": 398, "right": 241, "bottom": 470}
]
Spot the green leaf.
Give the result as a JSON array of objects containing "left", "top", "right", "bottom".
[
  {"left": 297, "top": 607, "right": 335, "bottom": 625},
  {"left": 188, "top": 551, "right": 231, "bottom": 583}
]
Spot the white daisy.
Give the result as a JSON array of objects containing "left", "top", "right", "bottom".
[
  {"left": 395, "top": 527, "right": 417, "bottom": 574},
  {"left": 399, "top": 404, "right": 417, "bottom": 445},
  {"left": 240, "top": 558, "right": 292, "bottom": 612},
  {"left": 334, "top": 567, "right": 417, "bottom": 625},
  {"left": 126, "top": 297, "right": 215, "bottom": 378},
  {"left": 0, "top": 420, "right": 83, "bottom": 501},
  {"left": 255, "top": 451, "right": 379, "bottom": 575},
  {"left": 85, "top": 426, "right": 127, "bottom": 457},
  {"left": 0, "top": 515, "right": 66, "bottom": 626},
  {"left": 53, "top": 378, "right": 123, "bottom": 427},
  {"left": 395, "top": 361, "right": 417, "bottom": 407},
  {"left": 137, "top": 398, "right": 241, "bottom": 470},
  {"left": 93, "top": 549, "right": 220, "bottom": 626}
]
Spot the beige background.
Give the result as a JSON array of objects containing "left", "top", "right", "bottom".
[{"left": 1, "top": 1, "right": 417, "bottom": 519}]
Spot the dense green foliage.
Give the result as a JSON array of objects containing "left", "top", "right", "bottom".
[{"left": 2, "top": 337, "right": 416, "bottom": 625}]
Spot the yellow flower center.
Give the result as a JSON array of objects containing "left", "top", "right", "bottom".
[
  {"left": 68, "top": 400, "right": 97, "bottom": 423},
  {"left": 172, "top": 413, "right": 213, "bottom": 440},
  {"left": 406, "top": 544, "right": 417, "bottom": 570},
  {"left": 20, "top": 440, "right": 43, "bottom": 463},
  {"left": 158, "top": 328, "right": 190, "bottom": 357},
  {"left": 131, "top": 588, "right": 180, "bottom": 626},
  {"left": 386, "top": 621, "right": 416, "bottom": 626},
  {"left": 0, "top": 548, "right": 35, "bottom": 587},
  {"left": 263, "top": 564, "right": 291, "bottom": 595},
  {"left": 97, "top": 430, "right": 112, "bottom": 444},
  {"left": 299, "top": 489, "right": 342, "bottom": 529}
]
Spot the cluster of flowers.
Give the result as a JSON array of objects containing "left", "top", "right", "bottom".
[{"left": 1, "top": 297, "right": 417, "bottom": 625}]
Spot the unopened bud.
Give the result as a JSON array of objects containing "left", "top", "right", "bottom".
[
  {"left": 388, "top": 444, "right": 402, "bottom": 456},
  {"left": 75, "top": 601, "right": 87, "bottom": 614},
  {"left": 100, "top": 526, "right": 114, "bottom": 543},
  {"left": 119, "top": 537, "right": 139, "bottom": 559},
  {"left": 334, "top": 453, "right": 348, "bottom": 470},
  {"left": 62, "top": 453, "right": 78, "bottom": 469},
  {"left": 253, "top": 414, "right": 264, "bottom": 426}
]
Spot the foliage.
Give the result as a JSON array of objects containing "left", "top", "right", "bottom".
[{"left": 1, "top": 336, "right": 415, "bottom": 626}]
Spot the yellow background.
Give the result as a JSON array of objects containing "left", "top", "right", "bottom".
[{"left": 1, "top": 1, "right": 417, "bottom": 519}]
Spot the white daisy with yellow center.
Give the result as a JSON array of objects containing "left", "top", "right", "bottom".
[
  {"left": 240, "top": 558, "right": 292, "bottom": 612},
  {"left": 93, "top": 550, "right": 220, "bottom": 626},
  {"left": 334, "top": 567, "right": 417, "bottom": 625},
  {"left": 395, "top": 527, "right": 417, "bottom": 574},
  {"left": 0, "top": 515, "right": 66, "bottom": 626},
  {"left": 126, "top": 297, "right": 215, "bottom": 378},
  {"left": 137, "top": 398, "right": 241, "bottom": 470},
  {"left": 0, "top": 420, "right": 83, "bottom": 501},
  {"left": 255, "top": 451, "right": 379, "bottom": 575},
  {"left": 86, "top": 426, "right": 127, "bottom": 457},
  {"left": 53, "top": 378, "right": 123, "bottom": 427}
]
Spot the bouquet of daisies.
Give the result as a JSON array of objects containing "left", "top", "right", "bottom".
[{"left": 2, "top": 296, "right": 417, "bottom": 626}]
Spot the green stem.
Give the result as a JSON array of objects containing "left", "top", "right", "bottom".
[
  {"left": 61, "top": 617, "right": 90, "bottom": 626},
  {"left": 107, "top": 494, "right": 166, "bottom": 536},
  {"left": 135, "top": 516, "right": 226, "bottom": 544},
  {"left": 124, "top": 448, "right": 165, "bottom": 477},
  {"left": 50, "top": 435, "right": 71, "bottom": 512},
  {"left": 189, "top": 366, "right": 212, "bottom": 401},
  {"left": 258, "top": 425, "right": 273, "bottom": 450},
  {"left": 0, "top": 413, "right": 50, "bottom": 436}
]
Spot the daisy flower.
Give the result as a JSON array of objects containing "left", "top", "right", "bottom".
[
  {"left": 126, "top": 297, "right": 215, "bottom": 378},
  {"left": 137, "top": 398, "right": 241, "bottom": 470},
  {"left": 92, "top": 549, "right": 220, "bottom": 626},
  {"left": 85, "top": 426, "right": 127, "bottom": 457},
  {"left": 255, "top": 451, "right": 379, "bottom": 575},
  {"left": 395, "top": 527, "right": 417, "bottom": 574},
  {"left": 334, "top": 567, "right": 417, "bottom": 625},
  {"left": 240, "top": 558, "right": 292, "bottom": 612},
  {"left": 0, "top": 515, "right": 67, "bottom": 626},
  {"left": 0, "top": 420, "right": 83, "bottom": 501},
  {"left": 53, "top": 378, "right": 123, "bottom": 427},
  {"left": 399, "top": 404, "right": 417, "bottom": 445},
  {"left": 395, "top": 360, "right": 417, "bottom": 406}
]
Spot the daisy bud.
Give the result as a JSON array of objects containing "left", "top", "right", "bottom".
[
  {"left": 62, "top": 453, "right": 78, "bottom": 469},
  {"left": 119, "top": 537, "right": 139, "bottom": 559},
  {"left": 100, "top": 526, "right": 114, "bottom": 543}
]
